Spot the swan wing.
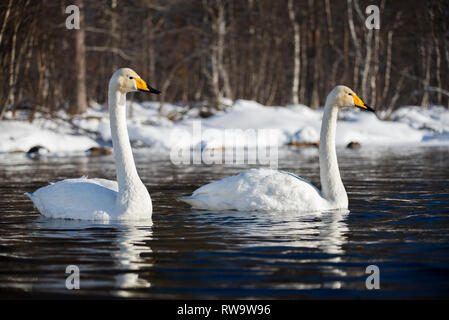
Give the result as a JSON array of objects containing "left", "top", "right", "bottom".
[
  {"left": 26, "top": 177, "right": 118, "bottom": 220},
  {"left": 179, "top": 168, "right": 327, "bottom": 212}
]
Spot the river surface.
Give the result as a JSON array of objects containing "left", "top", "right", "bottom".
[{"left": 0, "top": 146, "right": 448, "bottom": 299}]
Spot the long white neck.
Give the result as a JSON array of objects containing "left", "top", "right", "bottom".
[
  {"left": 108, "top": 85, "right": 143, "bottom": 204},
  {"left": 318, "top": 101, "right": 348, "bottom": 206}
]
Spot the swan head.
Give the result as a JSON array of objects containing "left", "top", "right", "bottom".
[
  {"left": 110, "top": 68, "right": 161, "bottom": 95},
  {"left": 328, "top": 85, "right": 375, "bottom": 112}
]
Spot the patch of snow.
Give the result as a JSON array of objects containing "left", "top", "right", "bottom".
[
  {"left": 0, "top": 120, "right": 98, "bottom": 153},
  {"left": 2, "top": 100, "right": 449, "bottom": 154},
  {"left": 391, "top": 105, "right": 449, "bottom": 134},
  {"left": 290, "top": 126, "right": 320, "bottom": 144}
]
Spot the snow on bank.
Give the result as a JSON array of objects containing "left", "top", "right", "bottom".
[
  {"left": 1, "top": 100, "right": 449, "bottom": 154},
  {"left": 0, "top": 120, "right": 98, "bottom": 153},
  {"left": 391, "top": 105, "right": 449, "bottom": 133},
  {"left": 390, "top": 105, "right": 449, "bottom": 143}
]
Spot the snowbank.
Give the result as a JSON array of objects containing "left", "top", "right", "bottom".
[
  {"left": 391, "top": 105, "right": 449, "bottom": 133},
  {"left": 0, "top": 120, "right": 98, "bottom": 153},
  {"left": 1, "top": 100, "right": 449, "bottom": 154},
  {"left": 390, "top": 105, "right": 449, "bottom": 143}
]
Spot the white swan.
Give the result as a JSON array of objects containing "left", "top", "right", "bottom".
[
  {"left": 26, "top": 68, "right": 160, "bottom": 221},
  {"left": 179, "top": 85, "right": 374, "bottom": 212}
]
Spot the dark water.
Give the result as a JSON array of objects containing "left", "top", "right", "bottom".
[{"left": 0, "top": 146, "right": 448, "bottom": 299}]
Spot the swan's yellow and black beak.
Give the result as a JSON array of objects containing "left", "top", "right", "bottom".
[
  {"left": 135, "top": 78, "right": 161, "bottom": 94},
  {"left": 352, "top": 94, "right": 375, "bottom": 112}
]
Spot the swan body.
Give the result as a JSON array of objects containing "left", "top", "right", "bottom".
[
  {"left": 26, "top": 68, "right": 160, "bottom": 221},
  {"left": 180, "top": 85, "right": 373, "bottom": 212},
  {"left": 180, "top": 169, "right": 335, "bottom": 212}
]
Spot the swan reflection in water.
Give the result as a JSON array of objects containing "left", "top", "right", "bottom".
[
  {"left": 111, "top": 222, "right": 153, "bottom": 297},
  {"left": 197, "top": 209, "right": 349, "bottom": 252},
  {"left": 30, "top": 208, "right": 348, "bottom": 295},
  {"left": 32, "top": 218, "right": 153, "bottom": 297},
  {"left": 188, "top": 209, "right": 350, "bottom": 290}
]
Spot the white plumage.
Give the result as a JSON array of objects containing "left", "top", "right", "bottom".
[
  {"left": 179, "top": 168, "right": 332, "bottom": 212},
  {"left": 26, "top": 178, "right": 118, "bottom": 220},
  {"left": 180, "top": 85, "right": 374, "bottom": 212},
  {"left": 26, "top": 68, "right": 159, "bottom": 221}
]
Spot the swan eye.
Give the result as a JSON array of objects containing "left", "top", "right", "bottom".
[
  {"left": 348, "top": 93, "right": 352, "bottom": 96},
  {"left": 129, "top": 76, "right": 133, "bottom": 80}
]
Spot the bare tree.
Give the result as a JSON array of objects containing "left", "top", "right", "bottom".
[
  {"left": 73, "top": 0, "right": 87, "bottom": 114},
  {"left": 287, "top": 0, "right": 300, "bottom": 105},
  {"left": 0, "top": 0, "right": 447, "bottom": 120}
]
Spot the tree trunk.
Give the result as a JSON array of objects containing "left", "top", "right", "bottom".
[
  {"left": 444, "top": 40, "right": 449, "bottom": 108},
  {"left": 0, "top": 0, "right": 12, "bottom": 48},
  {"left": 110, "top": 0, "right": 119, "bottom": 71},
  {"left": 310, "top": 28, "right": 321, "bottom": 108},
  {"left": 433, "top": 36, "right": 442, "bottom": 106},
  {"left": 147, "top": 16, "right": 156, "bottom": 101},
  {"left": 73, "top": 0, "right": 87, "bottom": 114},
  {"left": 217, "top": 0, "right": 232, "bottom": 101},
  {"left": 299, "top": 24, "right": 307, "bottom": 103},
  {"left": 361, "top": 29, "right": 372, "bottom": 99},
  {"left": 382, "top": 30, "right": 393, "bottom": 108},
  {"left": 287, "top": 0, "right": 300, "bottom": 105},
  {"left": 370, "top": 29, "right": 379, "bottom": 106},
  {"left": 347, "top": 0, "right": 360, "bottom": 90},
  {"left": 324, "top": 0, "right": 334, "bottom": 48},
  {"left": 420, "top": 42, "right": 431, "bottom": 107}
]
